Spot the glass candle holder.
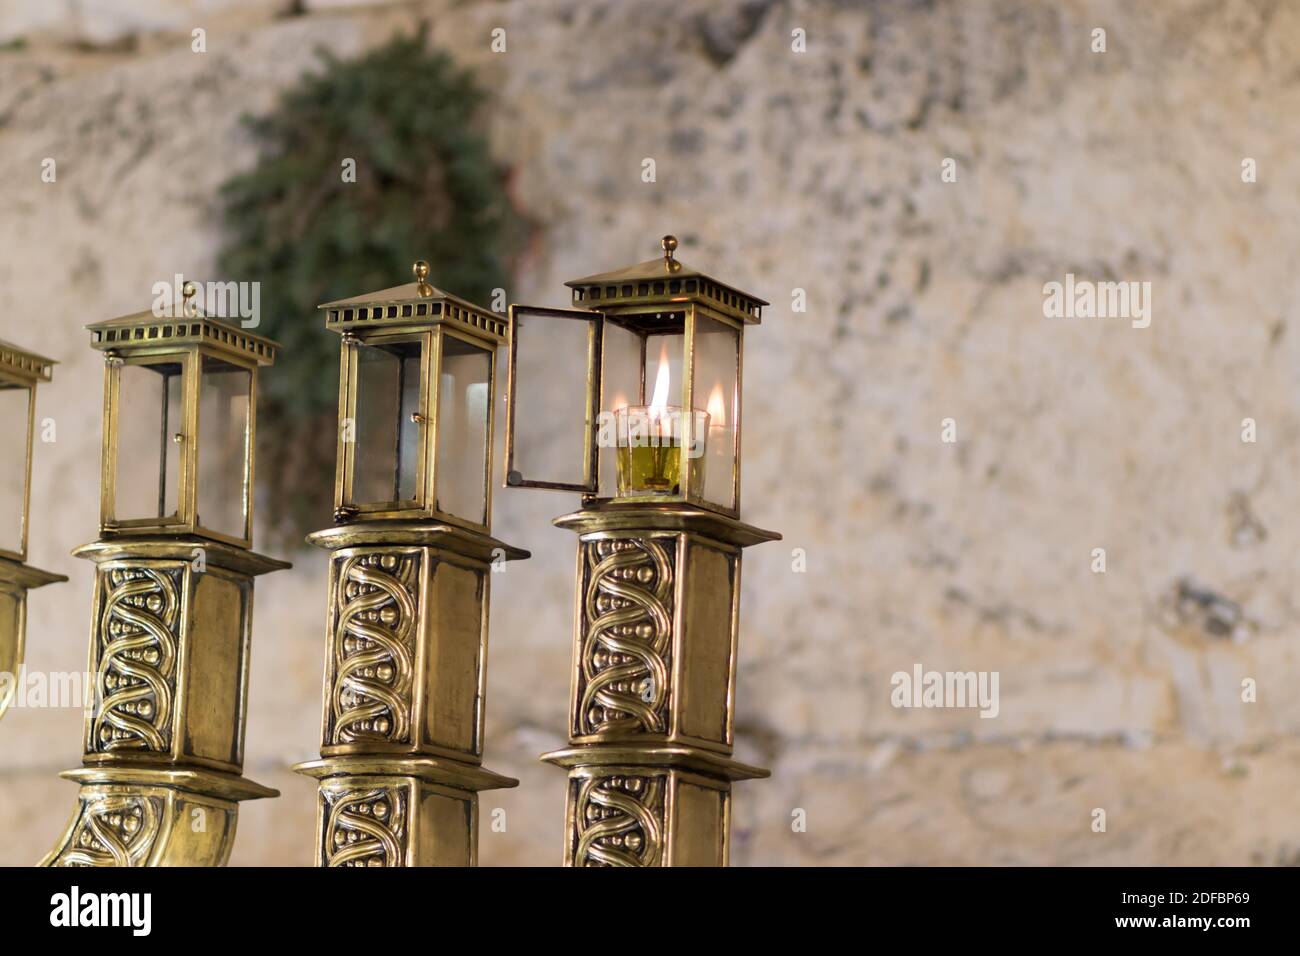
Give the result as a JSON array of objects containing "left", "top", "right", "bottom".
[{"left": 612, "top": 405, "right": 709, "bottom": 497}]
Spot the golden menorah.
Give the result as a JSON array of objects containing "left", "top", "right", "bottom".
[{"left": 5, "top": 237, "right": 778, "bottom": 867}]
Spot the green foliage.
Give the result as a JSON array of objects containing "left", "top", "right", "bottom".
[{"left": 217, "top": 30, "right": 521, "bottom": 544}]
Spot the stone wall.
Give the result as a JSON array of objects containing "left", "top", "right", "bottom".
[{"left": 1, "top": 0, "right": 1299, "bottom": 865}]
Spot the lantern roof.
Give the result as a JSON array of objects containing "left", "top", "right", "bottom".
[
  {"left": 0, "top": 339, "right": 56, "bottom": 384},
  {"left": 86, "top": 280, "right": 279, "bottom": 367},
  {"left": 318, "top": 261, "right": 507, "bottom": 343},
  {"left": 565, "top": 235, "right": 767, "bottom": 324}
]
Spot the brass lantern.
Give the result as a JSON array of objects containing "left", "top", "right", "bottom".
[
  {"left": 293, "top": 261, "right": 526, "bottom": 867},
  {"left": 93, "top": 283, "right": 270, "bottom": 546},
  {"left": 505, "top": 236, "right": 780, "bottom": 866},
  {"left": 325, "top": 261, "right": 500, "bottom": 530},
  {"left": 506, "top": 235, "right": 752, "bottom": 512},
  {"left": 0, "top": 340, "right": 67, "bottom": 722},
  {"left": 43, "top": 280, "right": 288, "bottom": 867}
]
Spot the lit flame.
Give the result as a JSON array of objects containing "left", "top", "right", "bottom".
[
  {"left": 649, "top": 344, "right": 671, "bottom": 411},
  {"left": 610, "top": 392, "right": 629, "bottom": 412},
  {"left": 706, "top": 382, "right": 726, "bottom": 428}
]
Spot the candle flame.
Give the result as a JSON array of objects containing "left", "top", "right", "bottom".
[
  {"left": 706, "top": 382, "right": 726, "bottom": 427},
  {"left": 649, "top": 344, "right": 671, "bottom": 411},
  {"left": 610, "top": 392, "right": 629, "bottom": 412}
]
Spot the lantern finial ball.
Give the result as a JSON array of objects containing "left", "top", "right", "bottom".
[
  {"left": 182, "top": 280, "right": 197, "bottom": 300},
  {"left": 413, "top": 259, "right": 433, "bottom": 297},
  {"left": 661, "top": 235, "right": 681, "bottom": 273}
]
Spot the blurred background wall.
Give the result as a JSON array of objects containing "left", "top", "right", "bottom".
[{"left": 3, "top": 0, "right": 1300, "bottom": 865}]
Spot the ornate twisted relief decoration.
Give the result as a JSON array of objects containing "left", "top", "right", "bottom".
[
  {"left": 93, "top": 567, "right": 180, "bottom": 753},
  {"left": 578, "top": 538, "right": 674, "bottom": 737},
  {"left": 52, "top": 794, "right": 162, "bottom": 867},
  {"left": 331, "top": 552, "right": 418, "bottom": 744},
  {"left": 573, "top": 773, "right": 663, "bottom": 867},
  {"left": 324, "top": 787, "right": 406, "bottom": 867}
]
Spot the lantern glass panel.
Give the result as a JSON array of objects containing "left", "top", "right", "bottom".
[
  {"left": 598, "top": 319, "right": 643, "bottom": 493},
  {"left": 197, "top": 356, "right": 251, "bottom": 539},
  {"left": 0, "top": 383, "right": 31, "bottom": 554},
  {"left": 352, "top": 339, "right": 423, "bottom": 509},
  {"left": 434, "top": 333, "right": 491, "bottom": 524},
  {"left": 692, "top": 314, "right": 740, "bottom": 509},
  {"left": 115, "top": 360, "right": 183, "bottom": 522},
  {"left": 506, "top": 307, "right": 598, "bottom": 490}
]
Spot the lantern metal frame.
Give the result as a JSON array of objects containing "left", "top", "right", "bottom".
[
  {"left": 322, "top": 274, "right": 506, "bottom": 534},
  {"left": 504, "top": 237, "right": 762, "bottom": 517},
  {"left": 0, "top": 343, "right": 51, "bottom": 561},
  {"left": 87, "top": 294, "right": 275, "bottom": 549},
  {"left": 0, "top": 340, "right": 61, "bottom": 562}
]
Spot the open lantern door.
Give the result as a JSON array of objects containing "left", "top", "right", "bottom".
[{"left": 503, "top": 304, "right": 602, "bottom": 493}]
